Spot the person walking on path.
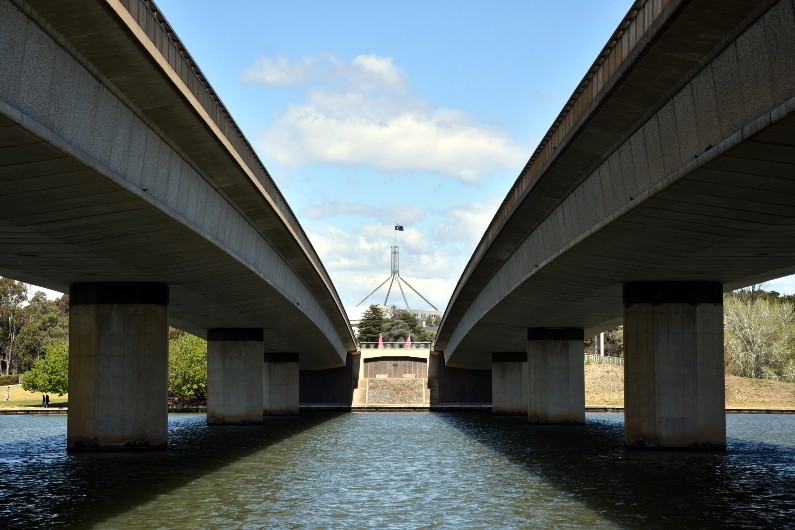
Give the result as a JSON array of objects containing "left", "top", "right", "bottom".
[
  {"left": 4, "top": 387, "right": 8, "bottom": 401},
  {"left": 42, "top": 395, "right": 45, "bottom": 407},
  {"left": 45, "top": 394, "right": 49, "bottom": 408}
]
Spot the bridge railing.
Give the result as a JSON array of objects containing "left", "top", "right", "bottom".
[{"left": 359, "top": 342, "right": 432, "bottom": 350}]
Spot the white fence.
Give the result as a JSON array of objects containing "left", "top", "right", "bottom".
[
  {"left": 359, "top": 342, "right": 432, "bottom": 350},
  {"left": 584, "top": 354, "right": 624, "bottom": 366}
]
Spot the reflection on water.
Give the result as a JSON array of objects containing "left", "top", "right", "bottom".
[{"left": 0, "top": 412, "right": 793, "bottom": 528}]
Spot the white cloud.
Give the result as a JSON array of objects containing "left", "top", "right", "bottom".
[
  {"left": 307, "top": 222, "right": 458, "bottom": 311},
  {"left": 260, "top": 95, "right": 525, "bottom": 182},
  {"left": 241, "top": 53, "right": 408, "bottom": 94},
  {"left": 305, "top": 201, "right": 425, "bottom": 224},
  {"left": 246, "top": 53, "right": 527, "bottom": 183},
  {"left": 431, "top": 198, "right": 502, "bottom": 247}
]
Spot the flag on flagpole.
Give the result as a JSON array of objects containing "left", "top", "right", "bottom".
[
  {"left": 405, "top": 334, "right": 412, "bottom": 349},
  {"left": 394, "top": 223, "right": 404, "bottom": 231},
  {"left": 378, "top": 334, "right": 384, "bottom": 349}
]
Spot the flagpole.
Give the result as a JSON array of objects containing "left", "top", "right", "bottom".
[{"left": 358, "top": 222, "right": 437, "bottom": 311}]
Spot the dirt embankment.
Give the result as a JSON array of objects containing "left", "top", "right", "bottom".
[{"left": 585, "top": 362, "right": 795, "bottom": 409}]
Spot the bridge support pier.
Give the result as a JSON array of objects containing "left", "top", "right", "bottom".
[
  {"left": 527, "top": 328, "right": 584, "bottom": 423},
  {"left": 207, "top": 329, "right": 264, "bottom": 425},
  {"left": 67, "top": 283, "right": 168, "bottom": 450},
  {"left": 264, "top": 353, "right": 299, "bottom": 415},
  {"left": 623, "top": 282, "right": 725, "bottom": 449},
  {"left": 492, "top": 353, "right": 527, "bottom": 415}
]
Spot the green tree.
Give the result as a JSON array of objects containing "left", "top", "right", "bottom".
[
  {"left": 379, "top": 307, "right": 435, "bottom": 342},
  {"left": 15, "top": 291, "right": 68, "bottom": 373},
  {"left": 0, "top": 278, "right": 28, "bottom": 375},
  {"left": 168, "top": 332, "right": 207, "bottom": 398},
  {"left": 381, "top": 317, "right": 412, "bottom": 342},
  {"left": 391, "top": 308, "right": 421, "bottom": 335},
  {"left": 604, "top": 326, "right": 624, "bottom": 357},
  {"left": 22, "top": 339, "right": 69, "bottom": 395},
  {"left": 585, "top": 326, "right": 624, "bottom": 357},
  {"left": 415, "top": 328, "right": 435, "bottom": 342},
  {"left": 357, "top": 304, "right": 387, "bottom": 342},
  {"left": 724, "top": 290, "right": 795, "bottom": 381}
]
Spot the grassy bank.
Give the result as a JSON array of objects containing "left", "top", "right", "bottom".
[
  {"left": 585, "top": 362, "right": 795, "bottom": 409},
  {"left": 0, "top": 384, "right": 68, "bottom": 408},
  {"left": 3, "top": 367, "right": 794, "bottom": 410}
]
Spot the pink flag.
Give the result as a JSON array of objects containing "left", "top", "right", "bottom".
[
  {"left": 405, "top": 334, "right": 412, "bottom": 349},
  {"left": 378, "top": 334, "right": 384, "bottom": 349}
]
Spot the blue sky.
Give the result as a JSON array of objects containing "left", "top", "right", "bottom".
[{"left": 36, "top": 1, "right": 792, "bottom": 314}]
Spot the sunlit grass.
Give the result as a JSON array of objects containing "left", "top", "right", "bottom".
[{"left": 0, "top": 384, "right": 68, "bottom": 408}]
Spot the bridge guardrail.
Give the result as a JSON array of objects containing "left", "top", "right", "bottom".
[{"left": 359, "top": 342, "right": 432, "bottom": 350}]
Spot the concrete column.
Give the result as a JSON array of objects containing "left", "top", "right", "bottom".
[
  {"left": 263, "top": 353, "right": 299, "bottom": 415},
  {"left": 527, "top": 328, "right": 584, "bottom": 424},
  {"left": 623, "top": 282, "right": 725, "bottom": 449},
  {"left": 492, "top": 352, "right": 528, "bottom": 415},
  {"left": 427, "top": 351, "right": 440, "bottom": 405},
  {"left": 68, "top": 283, "right": 168, "bottom": 450},
  {"left": 207, "top": 329, "right": 264, "bottom": 425}
]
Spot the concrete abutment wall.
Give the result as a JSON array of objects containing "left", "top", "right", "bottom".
[{"left": 429, "top": 352, "right": 491, "bottom": 406}]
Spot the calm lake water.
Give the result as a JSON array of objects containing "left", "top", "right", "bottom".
[{"left": 1, "top": 412, "right": 794, "bottom": 529}]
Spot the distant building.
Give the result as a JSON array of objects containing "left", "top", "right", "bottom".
[{"left": 410, "top": 309, "right": 442, "bottom": 328}]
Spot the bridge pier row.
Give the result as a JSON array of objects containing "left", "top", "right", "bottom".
[
  {"left": 263, "top": 354, "right": 299, "bottom": 415},
  {"left": 527, "top": 328, "right": 585, "bottom": 424},
  {"left": 491, "top": 353, "right": 527, "bottom": 415},
  {"left": 207, "top": 329, "right": 264, "bottom": 425},
  {"left": 623, "top": 282, "right": 725, "bottom": 449},
  {"left": 67, "top": 283, "right": 168, "bottom": 450}
]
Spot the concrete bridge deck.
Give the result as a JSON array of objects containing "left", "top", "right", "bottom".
[
  {"left": 434, "top": 0, "right": 795, "bottom": 448},
  {"left": 437, "top": 0, "right": 795, "bottom": 368},
  {"left": 1, "top": 0, "right": 355, "bottom": 366},
  {"left": 1, "top": 0, "right": 356, "bottom": 448}
]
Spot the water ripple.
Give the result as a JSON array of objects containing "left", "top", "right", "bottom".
[{"left": 0, "top": 412, "right": 793, "bottom": 528}]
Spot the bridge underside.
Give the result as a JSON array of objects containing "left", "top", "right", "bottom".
[
  {"left": 448, "top": 100, "right": 795, "bottom": 369},
  {"left": 0, "top": 110, "right": 344, "bottom": 366},
  {"left": 0, "top": 0, "right": 353, "bottom": 368}
]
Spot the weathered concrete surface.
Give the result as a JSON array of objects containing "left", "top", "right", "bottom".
[
  {"left": 624, "top": 282, "right": 725, "bottom": 448},
  {"left": 264, "top": 354, "right": 299, "bottom": 415},
  {"left": 428, "top": 352, "right": 491, "bottom": 407},
  {"left": 366, "top": 378, "right": 426, "bottom": 405},
  {"left": 0, "top": 0, "right": 354, "bottom": 368},
  {"left": 67, "top": 283, "right": 168, "bottom": 450},
  {"left": 527, "top": 329, "right": 585, "bottom": 424},
  {"left": 207, "top": 329, "right": 264, "bottom": 425},
  {"left": 299, "top": 352, "right": 359, "bottom": 408},
  {"left": 491, "top": 353, "right": 528, "bottom": 415},
  {"left": 436, "top": 0, "right": 795, "bottom": 369}
]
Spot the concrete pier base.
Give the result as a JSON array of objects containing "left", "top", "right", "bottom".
[
  {"left": 67, "top": 283, "right": 168, "bottom": 450},
  {"left": 207, "top": 329, "right": 264, "bottom": 425},
  {"left": 492, "top": 353, "right": 527, "bottom": 415},
  {"left": 428, "top": 351, "right": 491, "bottom": 406},
  {"left": 527, "top": 328, "right": 584, "bottom": 424},
  {"left": 624, "top": 282, "right": 725, "bottom": 449},
  {"left": 264, "top": 353, "right": 299, "bottom": 415}
]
